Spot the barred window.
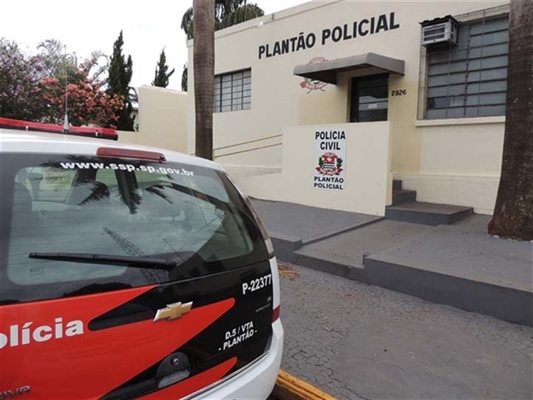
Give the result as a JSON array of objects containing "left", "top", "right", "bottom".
[
  {"left": 425, "top": 16, "right": 509, "bottom": 119},
  {"left": 214, "top": 69, "right": 252, "bottom": 113}
]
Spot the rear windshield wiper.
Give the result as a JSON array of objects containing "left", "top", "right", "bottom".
[{"left": 28, "top": 252, "right": 177, "bottom": 271}]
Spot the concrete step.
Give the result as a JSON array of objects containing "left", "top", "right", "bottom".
[
  {"left": 292, "top": 220, "right": 434, "bottom": 283},
  {"left": 386, "top": 202, "right": 474, "bottom": 226},
  {"left": 293, "top": 250, "right": 367, "bottom": 282},
  {"left": 363, "top": 225, "right": 533, "bottom": 327},
  {"left": 392, "top": 189, "right": 417, "bottom": 205},
  {"left": 393, "top": 179, "right": 403, "bottom": 191}
]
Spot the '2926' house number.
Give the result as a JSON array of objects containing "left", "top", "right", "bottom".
[{"left": 391, "top": 89, "right": 407, "bottom": 96}]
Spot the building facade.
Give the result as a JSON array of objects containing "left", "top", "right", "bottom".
[{"left": 187, "top": 0, "right": 510, "bottom": 216}]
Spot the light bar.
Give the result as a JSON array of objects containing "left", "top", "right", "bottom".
[{"left": 0, "top": 117, "right": 118, "bottom": 141}]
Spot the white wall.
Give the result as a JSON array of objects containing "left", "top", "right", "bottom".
[
  {"left": 119, "top": 86, "right": 188, "bottom": 153},
  {"left": 184, "top": 0, "right": 510, "bottom": 214},
  {"left": 187, "top": 0, "right": 508, "bottom": 172},
  {"left": 235, "top": 122, "right": 391, "bottom": 216},
  {"left": 397, "top": 118, "right": 505, "bottom": 214}
]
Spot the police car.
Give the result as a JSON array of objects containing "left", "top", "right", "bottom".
[{"left": 0, "top": 117, "right": 283, "bottom": 399}]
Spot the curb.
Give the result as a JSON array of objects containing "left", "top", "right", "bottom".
[{"left": 272, "top": 370, "right": 337, "bottom": 400}]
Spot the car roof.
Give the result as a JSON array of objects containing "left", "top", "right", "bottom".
[{"left": 0, "top": 128, "right": 221, "bottom": 170}]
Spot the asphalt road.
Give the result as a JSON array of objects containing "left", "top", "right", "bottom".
[{"left": 279, "top": 264, "right": 533, "bottom": 400}]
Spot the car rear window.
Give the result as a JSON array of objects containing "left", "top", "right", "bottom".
[{"left": 0, "top": 153, "right": 268, "bottom": 304}]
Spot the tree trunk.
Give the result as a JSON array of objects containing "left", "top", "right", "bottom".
[
  {"left": 193, "top": 0, "right": 215, "bottom": 160},
  {"left": 488, "top": 0, "right": 533, "bottom": 241}
]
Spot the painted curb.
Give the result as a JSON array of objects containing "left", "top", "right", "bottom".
[{"left": 272, "top": 370, "right": 337, "bottom": 400}]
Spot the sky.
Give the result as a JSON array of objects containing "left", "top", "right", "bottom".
[{"left": 0, "top": 0, "right": 309, "bottom": 90}]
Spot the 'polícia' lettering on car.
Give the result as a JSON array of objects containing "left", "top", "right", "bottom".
[{"left": 0, "top": 318, "right": 84, "bottom": 349}]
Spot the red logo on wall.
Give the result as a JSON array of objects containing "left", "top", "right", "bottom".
[
  {"left": 300, "top": 57, "right": 329, "bottom": 93},
  {"left": 316, "top": 152, "right": 343, "bottom": 176}
]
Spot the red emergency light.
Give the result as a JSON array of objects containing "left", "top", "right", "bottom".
[
  {"left": 97, "top": 147, "right": 166, "bottom": 161},
  {"left": 0, "top": 117, "right": 118, "bottom": 141}
]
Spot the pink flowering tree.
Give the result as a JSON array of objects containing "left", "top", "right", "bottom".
[
  {"left": 0, "top": 38, "right": 123, "bottom": 128},
  {"left": 40, "top": 62, "right": 124, "bottom": 128},
  {"left": 0, "top": 39, "right": 46, "bottom": 121}
]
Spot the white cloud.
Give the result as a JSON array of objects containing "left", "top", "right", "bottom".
[{"left": 0, "top": 0, "right": 309, "bottom": 90}]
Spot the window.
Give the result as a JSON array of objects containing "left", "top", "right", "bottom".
[
  {"left": 1, "top": 153, "right": 268, "bottom": 303},
  {"left": 350, "top": 74, "right": 389, "bottom": 122},
  {"left": 214, "top": 69, "right": 252, "bottom": 113},
  {"left": 425, "top": 16, "right": 509, "bottom": 119}
]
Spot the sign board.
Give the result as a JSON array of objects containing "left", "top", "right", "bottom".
[
  {"left": 258, "top": 12, "right": 400, "bottom": 59},
  {"left": 313, "top": 129, "right": 346, "bottom": 191}
]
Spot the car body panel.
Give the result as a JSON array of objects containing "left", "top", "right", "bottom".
[{"left": 0, "top": 127, "right": 282, "bottom": 399}]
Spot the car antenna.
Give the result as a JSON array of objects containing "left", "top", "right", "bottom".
[{"left": 62, "top": 45, "right": 69, "bottom": 134}]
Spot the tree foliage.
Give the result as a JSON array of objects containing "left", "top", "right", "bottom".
[
  {"left": 180, "top": 0, "right": 264, "bottom": 91},
  {"left": 0, "top": 39, "right": 46, "bottom": 121},
  {"left": 37, "top": 39, "right": 109, "bottom": 86},
  {"left": 107, "top": 31, "right": 135, "bottom": 131},
  {"left": 0, "top": 38, "right": 122, "bottom": 128},
  {"left": 152, "top": 48, "right": 175, "bottom": 88},
  {"left": 181, "top": 63, "right": 188, "bottom": 92},
  {"left": 41, "top": 65, "right": 123, "bottom": 127},
  {"left": 181, "top": 0, "right": 264, "bottom": 39}
]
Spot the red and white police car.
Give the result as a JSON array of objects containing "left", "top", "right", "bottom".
[{"left": 0, "top": 118, "right": 283, "bottom": 399}]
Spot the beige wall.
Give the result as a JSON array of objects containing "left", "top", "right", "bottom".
[
  {"left": 119, "top": 85, "right": 188, "bottom": 153},
  {"left": 396, "top": 117, "right": 505, "bottom": 214},
  {"left": 235, "top": 122, "right": 392, "bottom": 216},
  {"left": 187, "top": 0, "right": 508, "bottom": 170},
  {"left": 185, "top": 0, "right": 509, "bottom": 214}
]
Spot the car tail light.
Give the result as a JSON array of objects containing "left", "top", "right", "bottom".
[
  {"left": 97, "top": 147, "right": 166, "bottom": 161},
  {"left": 272, "top": 305, "right": 280, "bottom": 322}
]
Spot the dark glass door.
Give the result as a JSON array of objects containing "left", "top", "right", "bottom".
[{"left": 350, "top": 74, "right": 389, "bottom": 122}]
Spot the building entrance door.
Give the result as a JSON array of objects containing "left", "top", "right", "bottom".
[{"left": 350, "top": 74, "right": 389, "bottom": 122}]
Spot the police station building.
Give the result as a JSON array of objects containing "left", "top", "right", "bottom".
[{"left": 186, "top": 0, "right": 510, "bottom": 216}]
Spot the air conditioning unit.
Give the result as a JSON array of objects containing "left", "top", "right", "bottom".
[{"left": 420, "top": 16, "right": 458, "bottom": 47}]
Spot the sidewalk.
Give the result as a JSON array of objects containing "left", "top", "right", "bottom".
[
  {"left": 252, "top": 199, "right": 533, "bottom": 327},
  {"left": 278, "top": 264, "right": 533, "bottom": 400}
]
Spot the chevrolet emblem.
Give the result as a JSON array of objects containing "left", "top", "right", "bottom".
[{"left": 153, "top": 302, "right": 193, "bottom": 322}]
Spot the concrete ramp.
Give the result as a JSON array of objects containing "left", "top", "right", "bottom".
[{"left": 252, "top": 199, "right": 381, "bottom": 262}]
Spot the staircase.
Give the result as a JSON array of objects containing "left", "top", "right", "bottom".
[{"left": 387, "top": 180, "right": 473, "bottom": 226}]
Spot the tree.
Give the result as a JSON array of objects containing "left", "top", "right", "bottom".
[
  {"left": 85, "top": 50, "right": 109, "bottom": 85},
  {"left": 180, "top": 0, "right": 264, "bottom": 91},
  {"left": 181, "top": 0, "right": 265, "bottom": 39},
  {"left": 193, "top": 0, "right": 215, "bottom": 160},
  {"left": 37, "top": 39, "right": 74, "bottom": 78},
  {"left": 107, "top": 31, "right": 135, "bottom": 131},
  {"left": 40, "top": 64, "right": 123, "bottom": 128},
  {"left": 0, "top": 38, "right": 122, "bottom": 128},
  {"left": 488, "top": 0, "right": 533, "bottom": 241},
  {"left": 0, "top": 39, "right": 46, "bottom": 121},
  {"left": 181, "top": 63, "right": 188, "bottom": 92},
  {"left": 152, "top": 48, "right": 175, "bottom": 88},
  {"left": 37, "top": 39, "right": 109, "bottom": 87}
]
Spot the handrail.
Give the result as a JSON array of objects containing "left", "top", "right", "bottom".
[
  {"left": 214, "top": 143, "right": 282, "bottom": 159},
  {"left": 214, "top": 134, "right": 282, "bottom": 152}
]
